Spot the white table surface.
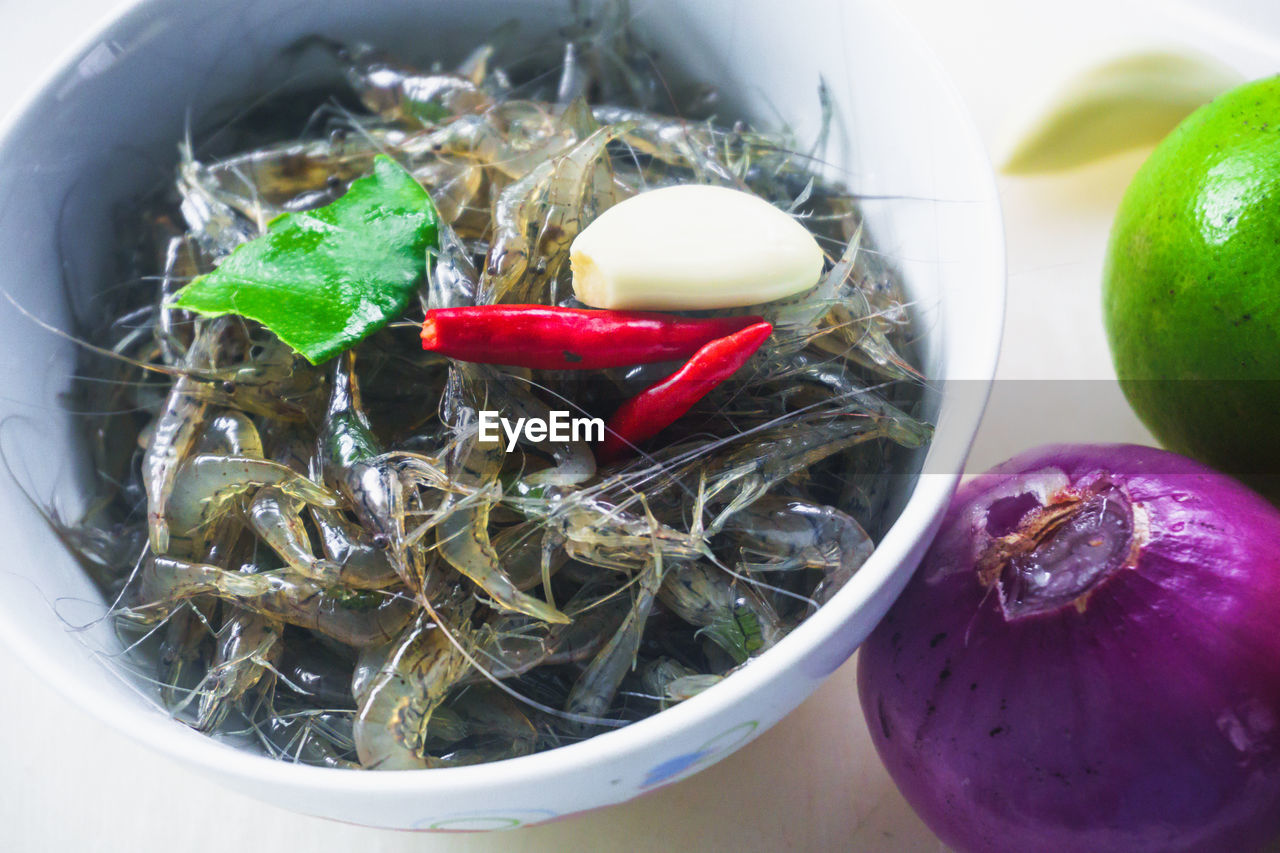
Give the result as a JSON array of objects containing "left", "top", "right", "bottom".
[{"left": 1, "top": 1, "right": 1276, "bottom": 851}]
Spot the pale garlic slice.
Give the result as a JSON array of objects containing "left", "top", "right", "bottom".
[{"left": 570, "top": 184, "right": 823, "bottom": 310}]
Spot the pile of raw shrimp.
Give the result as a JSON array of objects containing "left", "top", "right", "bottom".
[{"left": 60, "top": 5, "right": 932, "bottom": 768}]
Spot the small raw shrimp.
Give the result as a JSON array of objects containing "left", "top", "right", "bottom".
[
  {"left": 202, "top": 137, "right": 382, "bottom": 212},
  {"left": 812, "top": 236, "right": 919, "bottom": 383},
  {"left": 412, "top": 158, "right": 483, "bottom": 226},
  {"left": 198, "top": 610, "right": 282, "bottom": 731},
  {"left": 510, "top": 469, "right": 707, "bottom": 571},
  {"left": 188, "top": 336, "right": 325, "bottom": 423},
  {"left": 138, "top": 557, "right": 416, "bottom": 647},
  {"left": 657, "top": 561, "right": 782, "bottom": 663},
  {"left": 470, "top": 582, "right": 625, "bottom": 679},
  {"left": 319, "top": 350, "right": 407, "bottom": 545},
  {"left": 338, "top": 43, "right": 492, "bottom": 123},
  {"left": 222, "top": 331, "right": 314, "bottom": 389},
  {"left": 639, "top": 656, "right": 697, "bottom": 697},
  {"left": 489, "top": 99, "right": 563, "bottom": 150},
  {"left": 592, "top": 105, "right": 735, "bottom": 185},
  {"left": 156, "top": 597, "right": 215, "bottom": 708},
  {"left": 152, "top": 516, "right": 244, "bottom": 703},
  {"left": 184, "top": 412, "right": 335, "bottom": 592},
  {"left": 639, "top": 657, "right": 720, "bottom": 707},
  {"left": 177, "top": 143, "right": 258, "bottom": 255},
  {"left": 756, "top": 227, "right": 915, "bottom": 383},
  {"left": 319, "top": 351, "right": 449, "bottom": 590},
  {"left": 155, "top": 235, "right": 202, "bottom": 365},
  {"left": 665, "top": 673, "right": 722, "bottom": 702},
  {"left": 534, "top": 491, "right": 706, "bottom": 572},
  {"left": 164, "top": 454, "right": 339, "bottom": 547},
  {"left": 436, "top": 429, "right": 569, "bottom": 624},
  {"left": 411, "top": 115, "right": 504, "bottom": 162},
  {"left": 565, "top": 562, "right": 663, "bottom": 725},
  {"left": 407, "top": 109, "right": 575, "bottom": 180},
  {"left": 196, "top": 526, "right": 284, "bottom": 729},
  {"left": 245, "top": 486, "right": 342, "bottom": 582},
  {"left": 353, "top": 613, "right": 476, "bottom": 769},
  {"left": 721, "top": 496, "right": 874, "bottom": 604},
  {"left": 689, "top": 411, "right": 932, "bottom": 535},
  {"left": 490, "top": 520, "right": 567, "bottom": 592},
  {"left": 479, "top": 123, "right": 627, "bottom": 305},
  {"left": 309, "top": 505, "right": 402, "bottom": 589},
  {"left": 426, "top": 220, "right": 479, "bottom": 311},
  {"left": 815, "top": 300, "right": 919, "bottom": 382},
  {"left": 142, "top": 319, "right": 229, "bottom": 554},
  {"left": 754, "top": 224, "right": 862, "bottom": 333}
]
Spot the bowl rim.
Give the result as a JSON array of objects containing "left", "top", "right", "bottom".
[{"left": 0, "top": 0, "right": 1005, "bottom": 801}]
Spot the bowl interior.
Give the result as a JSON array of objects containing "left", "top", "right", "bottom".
[{"left": 0, "top": 0, "right": 1002, "bottom": 828}]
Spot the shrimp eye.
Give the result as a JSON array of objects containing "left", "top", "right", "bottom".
[
  {"left": 220, "top": 380, "right": 237, "bottom": 394},
  {"left": 372, "top": 534, "right": 391, "bottom": 550}
]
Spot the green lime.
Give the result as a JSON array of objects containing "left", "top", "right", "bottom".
[{"left": 1103, "top": 75, "right": 1280, "bottom": 491}]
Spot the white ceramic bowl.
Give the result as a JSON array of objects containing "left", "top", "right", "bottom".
[{"left": 0, "top": 0, "right": 1003, "bottom": 831}]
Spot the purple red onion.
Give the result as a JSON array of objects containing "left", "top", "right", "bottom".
[{"left": 859, "top": 444, "right": 1280, "bottom": 853}]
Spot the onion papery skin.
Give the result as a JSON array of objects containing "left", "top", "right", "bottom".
[{"left": 858, "top": 444, "right": 1280, "bottom": 853}]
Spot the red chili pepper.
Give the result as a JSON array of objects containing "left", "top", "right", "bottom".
[
  {"left": 420, "top": 305, "right": 764, "bottom": 370},
  {"left": 598, "top": 321, "right": 774, "bottom": 463}
]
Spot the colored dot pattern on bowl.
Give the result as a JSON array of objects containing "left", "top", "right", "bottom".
[{"left": 640, "top": 720, "right": 760, "bottom": 788}]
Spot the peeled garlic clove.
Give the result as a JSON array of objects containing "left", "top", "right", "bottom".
[
  {"left": 570, "top": 184, "right": 823, "bottom": 310},
  {"left": 1000, "top": 49, "right": 1244, "bottom": 175}
]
